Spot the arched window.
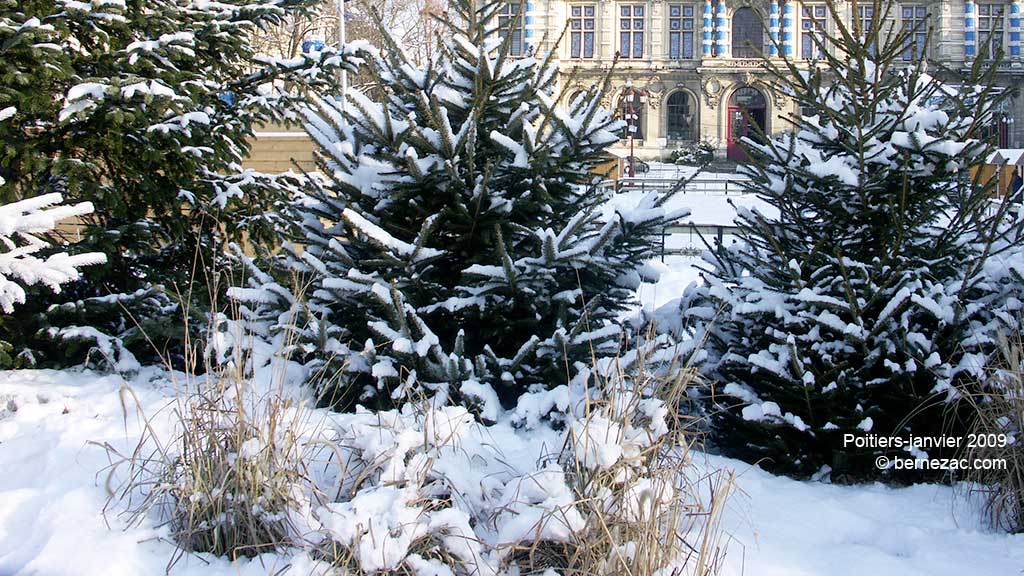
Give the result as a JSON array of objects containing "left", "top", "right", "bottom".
[
  {"left": 732, "top": 7, "right": 764, "bottom": 58},
  {"left": 666, "top": 91, "right": 694, "bottom": 141},
  {"left": 618, "top": 91, "right": 645, "bottom": 140}
]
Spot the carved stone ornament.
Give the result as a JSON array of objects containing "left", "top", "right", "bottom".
[
  {"left": 703, "top": 77, "right": 723, "bottom": 108},
  {"left": 645, "top": 76, "right": 665, "bottom": 109}
]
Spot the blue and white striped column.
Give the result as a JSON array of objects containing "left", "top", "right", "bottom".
[
  {"left": 781, "top": 0, "right": 795, "bottom": 57},
  {"left": 965, "top": 1, "right": 977, "bottom": 58},
  {"left": 524, "top": 1, "right": 535, "bottom": 53},
  {"left": 769, "top": 0, "right": 781, "bottom": 57},
  {"left": 703, "top": 0, "right": 713, "bottom": 57},
  {"left": 1011, "top": 1, "right": 1022, "bottom": 59},
  {"left": 715, "top": 0, "right": 728, "bottom": 56}
]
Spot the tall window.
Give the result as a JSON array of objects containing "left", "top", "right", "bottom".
[
  {"left": 857, "top": 4, "right": 879, "bottom": 54},
  {"left": 668, "top": 4, "right": 696, "bottom": 59},
  {"left": 801, "top": 4, "right": 826, "bottom": 60},
  {"left": 619, "top": 4, "right": 645, "bottom": 59},
  {"left": 619, "top": 91, "right": 644, "bottom": 140},
  {"left": 978, "top": 3, "right": 1006, "bottom": 59},
  {"left": 731, "top": 7, "right": 763, "bottom": 58},
  {"left": 569, "top": 5, "right": 596, "bottom": 59},
  {"left": 900, "top": 5, "right": 928, "bottom": 60},
  {"left": 498, "top": 2, "right": 525, "bottom": 56},
  {"left": 666, "top": 91, "right": 694, "bottom": 140}
]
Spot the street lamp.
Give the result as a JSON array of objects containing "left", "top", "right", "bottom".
[{"left": 622, "top": 80, "right": 647, "bottom": 177}]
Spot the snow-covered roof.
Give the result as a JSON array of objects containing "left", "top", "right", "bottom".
[{"left": 989, "top": 149, "right": 1024, "bottom": 165}]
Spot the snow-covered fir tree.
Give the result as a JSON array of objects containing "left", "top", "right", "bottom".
[
  {"left": 672, "top": 0, "right": 1015, "bottom": 481},
  {"left": 231, "top": 0, "right": 687, "bottom": 413},
  {"left": 0, "top": 0, "right": 365, "bottom": 370}
]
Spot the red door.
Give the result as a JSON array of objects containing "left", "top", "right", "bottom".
[
  {"left": 727, "top": 105, "right": 767, "bottom": 162},
  {"left": 727, "top": 107, "right": 749, "bottom": 162}
]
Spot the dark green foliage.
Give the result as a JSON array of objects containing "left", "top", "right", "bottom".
[
  {"left": 0, "top": 0, "right": 362, "bottom": 369},
  {"left": 231, "top": 0, "right": 687, "bottom": 412},
  {"left": 674, "top": 0, "right": 1018, "bottom": 482}
]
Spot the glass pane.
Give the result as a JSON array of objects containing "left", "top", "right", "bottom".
[
  {"left": 584, "top": 19, "right": 594, "bottom": 29},
  {"left": 635, "top": 19, "right": 643, "bottom": 30},
  {"left": 572, "top": 6, "right": 581, "bottom": 16},
  {"left": 571, "top": 33, "right": 581, "bottom": 57},
  {"left": 622, "top": 19, "right": 631, "bottom": 29},
  {"left": 670, "top": 4, "right": 681, "bottom": 17},
  {"left": 584, "top": 5, "right": 594, "bottom": 16},
  {"left": 670, "top": 33, "right": 680, "bottom": 58},
  {"left": 584, "top": 32, "right": 594, "bottom": 56},
  {"left": 621, "top": 5, "right": 630, "bottom": 16},
  {"left": 634, "top": 32, "right": 643, "bottom": 57},
  {"left": 635, "top": 5, "right": 643, "bottom": 17},
  {"left": 621, "top": 31, "right": 630, "bottom": 54}
]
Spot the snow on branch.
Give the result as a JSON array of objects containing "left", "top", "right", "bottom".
[{"left": 0, "top": 193, "right": 107, "bottom": 313}]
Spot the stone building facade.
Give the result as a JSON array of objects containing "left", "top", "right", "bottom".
[{"left": 511, "top": 0, "right": 1024, "bottom": 160}]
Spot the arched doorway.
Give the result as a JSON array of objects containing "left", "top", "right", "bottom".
[
  {"left": 727, "top": 86, "right": 767, "bottom": 162},
  {"left": 732, "top": 7, "right": 764, "bottom": 58},
  {"left": 666, "top": 91, "right": 695, "bottom": 141}
]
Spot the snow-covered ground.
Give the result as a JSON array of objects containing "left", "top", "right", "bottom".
[
  {"left": 2, "top": 368, "right": 1023, "bottom": 575},
  {"left": 1, "top": 168, "right": 1020, "bottom": 575},
  {"left": 614, "top": 166, "right": 772, "bottom": 315}
]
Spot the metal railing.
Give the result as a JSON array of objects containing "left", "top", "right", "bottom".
[
  {"left": 659, "top": 222, "right": 740, "bottom": 260},
  {"left": 615, "top": 177, "right": 748, "bottom": 195}
]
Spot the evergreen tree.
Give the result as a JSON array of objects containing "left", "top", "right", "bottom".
[
  {"left": 674, "top": 0, "right": 1015, "bottom": 481},
  {"left": 0, "top": 0, "right": 364, "bottom": 369},
  {"left": 231, "top": 0, "right": 687, "bottom": 413}
]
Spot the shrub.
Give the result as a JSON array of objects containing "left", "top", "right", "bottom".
[
  {"left": 668, "top": 141, "right": 716, "bottom": 166},
  {"left": 313, "top": 359, "right": 732, "bottom": 575}
]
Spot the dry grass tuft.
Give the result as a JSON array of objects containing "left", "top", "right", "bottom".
[
  {"left": 528, "top": 359, "right": 734, "bottom": 576},
  {"left": 96, "top": 351, "right": 327, "bottom": 564},
  {"left": 961, "top": 334, "right": 1024, "bottom": 533}
]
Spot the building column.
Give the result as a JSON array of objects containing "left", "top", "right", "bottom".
[
  {"left": 1011, "top": 0, "right": 1022, "bottom": 60},
  {"left": 769, "top": 0, "right": 781, "bottom": 57},
  {"left": 715, "top": 0, "right": 728, "bottom": 57},
  {"left": 965, "top": 0, "right": 977, "bottom": 58},
  {"left": 703, "top": 0, "right": 714, "bottom": 57},
  {"left": 781, "top": 0, "right": 795, "bottom": 58}
]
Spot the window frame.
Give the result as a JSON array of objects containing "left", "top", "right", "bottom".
[
  {"left": 977, "top": 2, "right": 1007, "bottom": 60},
  {"left": 498, "top": 2, "right": 526, "bottom": 57},
  {"left": 801, "top": 3, "right": 826, "bottom": 60},
  {"left": 730, "top": 6, "right": 764, "bottom": 58},
  {"left": 619, "top": 4, "right": 646, "bottom": 59},
  {"left": 666, "top": 91, "right": 694, "bottom": 141},
  {"left": 667, "top": 4, "right": 696, "bottom": 60},
  {"left": 900, "top": 4, "right": 928, "bottom": 61},
  {"left": 569, "top": 4, "right": 597, "bottom": 59}
]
